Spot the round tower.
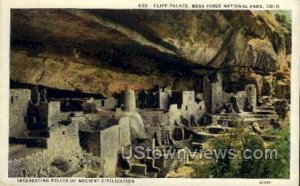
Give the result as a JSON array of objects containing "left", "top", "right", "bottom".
[{"left": 124, "top": 89, "right": 136, "bottom": 112}]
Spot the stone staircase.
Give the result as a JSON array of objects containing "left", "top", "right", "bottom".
[{"left": 120, "top": 145, "right": 165, "bottom": 178}]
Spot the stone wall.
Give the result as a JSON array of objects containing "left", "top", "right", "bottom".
[
  {"left": 168, "top": 104, "right": 181, "bottom": 126},
  {"left": 124, "top": 89, "right": 136, "bottom": 112},
  {"left": 245, "top": 84, "right": 257, "bottom": 111},
  {"left": 47, "top": 119, "right": 83, "bottom": 168},
  {"left": 196, "top": 100, "right": 206, "bottom": 120},
  {"left": 100, "top": 125, "right": 120, "bottom": 177},
  {"left": 222, "top": 84, "right": 256, "bottom": 112},
  {"left": 94, "top": 97, "right": 118, "bottom": 110},
  {"left": 235, "top": 91, "right": 247, "bottom": 111},
  {"left": 118, "top": 117, "right": 131, "bottom": 146},
  {"left": 9, "top": 119, "right": 83, "bottom": 177},
  {"left": 140, "top": 110, "right": 166, "bottom": 127},
  {"left": 275, "top": 82, "right": 290, "bottom": 99},
  {"left": 182, "top": 91, "right": 195, "bottom": 104},
  {"left": 211, "top": 77, "right": 223, "bottom": 113},
  {"left": 203, "top": 73, "right": 223, "bottom": 114},
  {"left": 222, "top": 92, "right": 232, "bottom": 104},
  {"left": 159, "top": 90, "right": 169, "bottom": 110},
  {"left": 203, "top": 76, "right": 212, "bottom": 113},
  {"left": 79, "top": 131, "right": 101, "bottom": 156},
  {"left": 9, "top": 89, "right": 31, "bottom": 137},
  {"left": 78, "top": 115, "right": 132, "bottom": 177},
  {"left": 116, "top": 111, "right": 147, "bottom": 139},
  {"left": 9, "top": 99, "right": 85, "bottom": 177},
  {"left": 48, "top": 101, "right": 60, "bottom": 127},
  {"left": 180, "top": 91, "right": 206, "bottom": 122},
  {"left": 38, "top": 101, "right": 60, "bottom": 128}
]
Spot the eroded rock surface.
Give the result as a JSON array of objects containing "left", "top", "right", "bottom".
[{"left": 10, "top": 10, "right": 291, "bottom": 97}]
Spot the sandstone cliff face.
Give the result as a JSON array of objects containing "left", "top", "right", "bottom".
[
  {"left": 10, "top": 10, "right": 291, "bottom": 97},
  {"left": 11, "top": 52, "right": 198, "bottom": 96},
  {"left": 245, "top": 39, "right": 278, "bottom": 72}
]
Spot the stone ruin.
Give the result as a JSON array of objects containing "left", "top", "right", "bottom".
[{"left": 8, "top": 70, "right": 290, "bottom": 178}]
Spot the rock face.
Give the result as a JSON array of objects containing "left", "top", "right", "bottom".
[
  {"left": 245, "top": 39, "right": 278, "bottom": 72},
  {"left": 11, "top": 52, "right": 197, "bottom": 96},
  {"left": 10, "top": 10, "right": 291, "bottom": 97}
]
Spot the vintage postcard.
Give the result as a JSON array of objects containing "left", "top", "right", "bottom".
[{"left": 0, "top": 0, "right": 299, "bottom": 185}]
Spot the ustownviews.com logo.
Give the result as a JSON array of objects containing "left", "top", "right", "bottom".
[{"left": 121, "top": 145, "right": 278, "bottom": 161}]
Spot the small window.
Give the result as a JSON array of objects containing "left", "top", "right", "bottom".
[
  {"left": 199, "top": 106, "right": 202, "bottom": 110},
  {"left": 186, "top": 106, "right": 188, "bottom": 110},
  {"left": 101, "top": 100, "right": 105, "bottom": 107},
  {"left": 21, "top": 169, "right": 26, "bottom": 176},
  {"left": 11, "top": 96, "right": 13, "bottom": 104},
  {"left": 62, "top": 131, "right": 65, "bottom": 135},
  {"left": 24, "top": 116, "right": 27, "bottom": 123}
]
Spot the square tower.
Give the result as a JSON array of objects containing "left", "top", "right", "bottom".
[
  {"left": 9, "top": 89, "right": 31, "bottom": 137},
  {"left": 203, "top": 72, "right": 223, "bottom": 114}
]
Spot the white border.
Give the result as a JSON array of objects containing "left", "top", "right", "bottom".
[{"left": 0, "top": 0, "right": 299, "bottom": 185}]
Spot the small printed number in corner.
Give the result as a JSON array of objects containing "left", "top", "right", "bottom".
[
  {"left": 138, "top": 3, "right": 148, "bottom": 8},
  {"left": 259, "top": 181, "right": 271, "bottom": 184}
]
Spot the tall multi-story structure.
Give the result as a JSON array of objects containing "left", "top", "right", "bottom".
[
  {"left": 203, "top": 72, "right": 223, "bottom": 114},
  {"left": 9, "top": 89, "right": 31, "bottom": 137}
]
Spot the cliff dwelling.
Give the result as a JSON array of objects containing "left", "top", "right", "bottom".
[{"left": 8, "top": 9, "right": 291, "bottom": 178}]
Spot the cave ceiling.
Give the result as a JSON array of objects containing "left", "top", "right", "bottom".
[{"left": 10, "top": 9, "right": 291, "bottom": 95}]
